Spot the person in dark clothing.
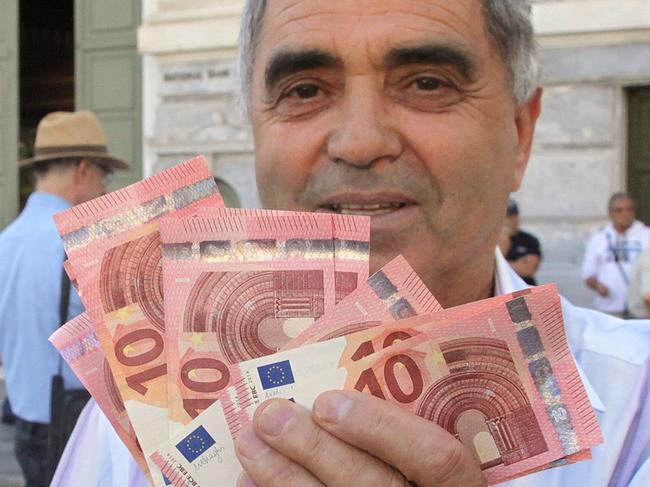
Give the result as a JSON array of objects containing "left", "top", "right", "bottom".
[{"left": 500, "top": 200, "right": 542, "bottom": 285}]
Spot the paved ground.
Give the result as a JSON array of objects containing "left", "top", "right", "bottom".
[{"left": 0, "top": 370, "right": 24, "bottom": 487}]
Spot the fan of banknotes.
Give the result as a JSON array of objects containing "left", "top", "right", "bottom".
[{"left": 50, "top": 156, "right": 603, "bottom": 486}]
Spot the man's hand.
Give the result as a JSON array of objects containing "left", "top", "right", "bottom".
[
  {"left": 234, "top": 391, "right": 487, "bottom": 487},
  {"left": 595, "top": 283, "right": 609, "bottom": 297},
  {"left": 586, "top": 277, "right": 609, "bottom": 297}
]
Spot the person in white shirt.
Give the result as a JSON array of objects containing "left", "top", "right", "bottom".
[
  {"left": 582, "top": 193, "right": 650, "bottom": 316},
  {"left": 52, "top": 1, "right": 650, "bottom": 486},
  {"left": 629, "top": 248, "right": 650, "bottom": 319}
]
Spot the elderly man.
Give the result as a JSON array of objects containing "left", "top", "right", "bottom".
[
  {"left": 55, "top": 1, "right": 650, "bottom": 486},
  {"left": 582, "top": 193, "right": 650, "bottom": 317},
  {"left": 0, "top": 110, "right": 128, "bottom": 486}
]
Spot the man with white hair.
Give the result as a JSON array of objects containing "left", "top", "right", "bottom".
[{"left": 56, "top": 2, "right": 650, "bottom": 486}]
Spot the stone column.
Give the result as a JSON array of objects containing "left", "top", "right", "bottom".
[{"left": 138, "top": 0, "right": 258, "bottom": 208}]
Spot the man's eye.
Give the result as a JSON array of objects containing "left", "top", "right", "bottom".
[
  {"left": 272, "top": 80, "right": 332, "bottom": 118},
  {"left": 414, "top": 77, "right": 444, "bottom": 91},
  {"left": 289, "top": 84, "right": 320, "bottom": 99},
  {"left": 393, "top": 74, "right": 462, "bottom": 111}
]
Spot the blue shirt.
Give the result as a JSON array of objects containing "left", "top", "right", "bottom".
[{"left": 0, "top": 192, "right": 85, "bottom": 423}]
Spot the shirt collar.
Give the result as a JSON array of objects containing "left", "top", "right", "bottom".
[
  {"left": 494, "top": 248, "right": 515, "bottom": 297},
  {"left": 494, "top": 248, "right": 607, "bottom": 413},
  {"left": 605, "top": 220, "right": 643, "bottom": 237},
  {"left": 25, "top": 192, "right": 73, "bottom": 213}
]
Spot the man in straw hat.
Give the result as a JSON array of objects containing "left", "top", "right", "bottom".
[{"left": 0, "top": 110, "right": 128, "bottom": 486}]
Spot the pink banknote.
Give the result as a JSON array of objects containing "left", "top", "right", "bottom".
[
  {"left": 49, "top": 313, "right": 150, "bottom": 480},
  {"left": 288, "top": 286, "right": 603, "bottom": 484},
  {"left": 188, "top": 286, "right": 554, "bottom": 442},
  {"left": 284, "top": 254, "right": 442, "bottom": 349},
  {"left": 196, "top": 207, "right": 371, "bottom": 298},
  {"left": 221, "top": 286, "right": 555, "bottom": 434},
  {"left": 151, "top": 286, "right": 601, "bottom": 485},
  {"left": 160, "top": 211, "right": 369, "bottom": 432},
  {"left": 54, "top": 156, "right": 223, "bottom": 485}
]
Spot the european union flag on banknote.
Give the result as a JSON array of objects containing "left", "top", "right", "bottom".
[
  {"left": 176, "top": 425, "right": 216, "bottom": 463},
  {"left": 258, "top": 360, "right": 296, "bottom": 390}
]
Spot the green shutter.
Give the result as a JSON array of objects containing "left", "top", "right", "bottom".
[
  {"left": 628, "top": 87, "right": 650, "bottom": 226},
  {"left": 75, "top": 0, "right": 142, "bottom": 189},
  {"left": 0, "top": 0, "right": 18, "bottom": 229}
]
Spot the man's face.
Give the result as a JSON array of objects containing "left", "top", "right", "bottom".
[
  {"left": 250, "top": 0, "right": 540, "bottom": 283},
  {"left": 609, "top": 197, "right": 636, "bottom": 231}
]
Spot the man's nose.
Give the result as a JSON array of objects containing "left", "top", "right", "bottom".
[{"left": 326, "top": 84, "right": 402, "bottom": 168}]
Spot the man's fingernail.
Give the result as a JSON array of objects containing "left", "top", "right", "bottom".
[
  {"left": 257, "top": 400, "right": 295, "bottom": 437},
  {"left": 314, "top": 391, "right": 353, "bottom": 424},
  {"left": 236, "top": 426, "right": 270, "bottom": 461},
  {"left": 237, "top": 471, "right": 258, "bottom": 487}
]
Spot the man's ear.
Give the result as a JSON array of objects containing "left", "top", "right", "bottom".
[
  {"left": 73, "top": 159, "right": 92, "bottom": 183},
  {"left": 512, "top": 87, "right": 543, "bottom": 192}
]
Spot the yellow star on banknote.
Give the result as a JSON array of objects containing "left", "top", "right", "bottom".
[
  {"left": 123, "top": 344, "right": 135, "bottom": 357},
  {"left": 115, "top": 307, "right": 132, "bottom": 322},
  {"left": 429, "top": 348, "right": 446, "bottom": 366},
  {"left": 190, "top": 333, "right": 204, "bottom": 348},
  {"left": 188, "top": 369, "right": 198, "bottom": 380}
]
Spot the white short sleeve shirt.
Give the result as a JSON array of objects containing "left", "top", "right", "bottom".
[
  {"left": 581, "top": 221, "right": 650, "bottom": 313},
  {"left": 628, "top": 249, "right": 650, "bottom": 318}
]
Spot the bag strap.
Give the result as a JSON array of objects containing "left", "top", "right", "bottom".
[
  {"left": 606, "top": 232, "right": 630, "bottom": 284},
  {"left": 57, "top": 265, "right": 71, "bottom": 376},
  {"left": 59, "top": 268, "right": 71, "bottom": 327}
]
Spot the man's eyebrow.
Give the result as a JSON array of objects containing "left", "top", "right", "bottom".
[
  {"left": 383, "top": 44, "right": 477, "bottom": 82},
  {"left": 265, "top": 49, "right": 343, "bottom": 90}
]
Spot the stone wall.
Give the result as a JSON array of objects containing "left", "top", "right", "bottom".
[
  {"left": 139, "top": 0, "right": 258, "bottom": 209},
  {"left": 150, "top": 58, "right": 258, "bottom": 208}
]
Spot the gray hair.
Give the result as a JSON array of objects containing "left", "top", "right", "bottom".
[
  {"left": 237, "top": 0, "right": 541, "bottom": 116},
  {"left": 608, "top": 192, "right": 635, "bottom": 211}
]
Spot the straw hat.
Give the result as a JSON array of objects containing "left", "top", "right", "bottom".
[{"left": 19, "top": 110, "right": 129, "bottom": 170}]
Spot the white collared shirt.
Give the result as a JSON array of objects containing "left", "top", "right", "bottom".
[
  {"left": 581, "top": 221, "right": 650, "bottom": 313},
  {"left": 53, "top": 251, "right": 650, "bottom": 487}
]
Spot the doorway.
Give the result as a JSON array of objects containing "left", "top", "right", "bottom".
[
  {"left": 19, "top": 0, "right": 74, "bottom": 208},
  {"left": 627, "top": 86, "right": 650, "bottom": 225}
]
